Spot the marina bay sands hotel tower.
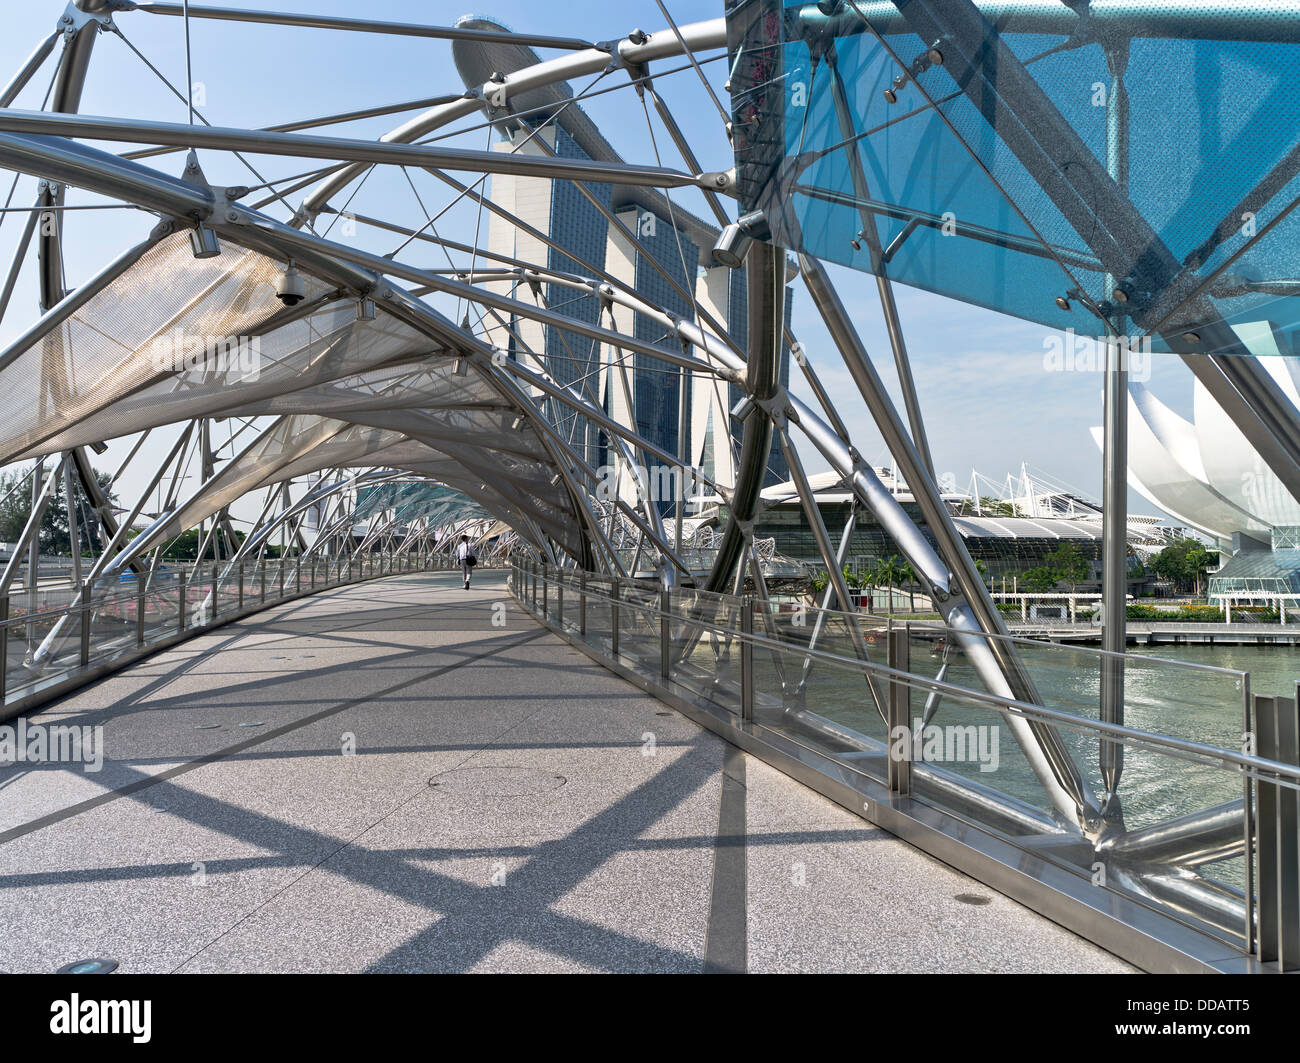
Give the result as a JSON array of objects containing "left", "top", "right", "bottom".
[{"left": 450, "top": 15, "right": 790, "bottom": 518}]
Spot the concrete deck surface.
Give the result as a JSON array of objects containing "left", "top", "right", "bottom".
[{"left": 0, "top": 571, "right": 1132, "bottom": 973}]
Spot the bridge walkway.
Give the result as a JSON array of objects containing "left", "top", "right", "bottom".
[{"left": 0, "top": 571, "right": 1131, "bottom": 973}]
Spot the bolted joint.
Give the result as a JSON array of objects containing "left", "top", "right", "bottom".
[{"left": 699, "top": 168, "right": 737, "bottom": 197}]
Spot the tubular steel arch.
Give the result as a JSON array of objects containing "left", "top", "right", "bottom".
[{"left": 0, "top": 0, "right": 1296, "bottom": 967}]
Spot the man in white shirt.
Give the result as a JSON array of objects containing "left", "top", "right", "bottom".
[{"left": 455, "top": 535, "right": 475, "bottom": 589}]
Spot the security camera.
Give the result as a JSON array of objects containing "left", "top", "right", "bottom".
[{"left": 276, "top": 261, "right": 306, "bottom": 307}]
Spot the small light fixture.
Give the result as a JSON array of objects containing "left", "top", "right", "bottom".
[
  {"left": 453, "top": 356, "right": 468, "bottom": 376},
  {"left": 1112, "top": 288, "right": 1129, "bottom": 303},
  {"left": 356, "top": 298, "right": 376, "bottom": 320},
  {"left": 189, "top": 223, "right": 221, "bottom": 259},
  {"left": 1055, "top": 296, "right": 1071, "bottom": 311},
  {"left": 1182, "top": 331, "right": 1201, "bottom": 345},
  {"left": 711, "top": 222, "right": 753, "bottom": 269},
  {"left": 711, "top": 210, "right": 771, "bottom": 269}
]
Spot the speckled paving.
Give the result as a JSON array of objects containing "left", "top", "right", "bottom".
[{"left": 0, "top": 571, "right": 1133, "bottom": 973}]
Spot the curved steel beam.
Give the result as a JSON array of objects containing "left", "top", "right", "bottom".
[
  {"left": 703, "top": 241, "right": 782, "bottom": 594},
  {"left": 295, "top": 17, "right": 729, "bottom": 223},
  {"left": 0, "top": 109, "right": 728, "bottom": 195}
]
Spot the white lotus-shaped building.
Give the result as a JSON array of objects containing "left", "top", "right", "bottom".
[
  {"left": 1095, "top": 355, "right": 1300, "bottom": 599},
  {"left": 1095, "top": 356, "right": 1300, "bottom": 551}
]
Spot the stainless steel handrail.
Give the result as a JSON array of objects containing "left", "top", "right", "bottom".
[{"left": 514, "top": 563, "right": 1294, "bottom": 789}]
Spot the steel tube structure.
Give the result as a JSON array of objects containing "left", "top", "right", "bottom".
[
  {"left": 0, "top": 0, "right": 1293, "bottom": 971},
  {"left": 790, "top": 0, "right": 1300, "bottom": 42},
  {"left": 293, "top": 17, "right": 728, "bottom": 225},
  {"left": 137, "top": 4, "right": 599, "bottom": 51},
  {"left": 788, "top": 391, "right": 1097, "bottom": 826},
  {"left": 0, "top": 30, "right": 60, "bottom": 109},
  {"left": 0, "top": 109, "right": 731, "bottom": 194}
]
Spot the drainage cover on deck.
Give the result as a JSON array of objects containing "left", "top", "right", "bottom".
[
  {"left": 954, "top": 893, "right": 992, "bottom": 906},
  {"left": 427, "top": 766, "right": 567, "bottom": 797}
]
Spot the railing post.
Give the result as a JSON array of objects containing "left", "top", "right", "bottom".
[
  {"left": 542, "top": 562, "right": 549, "bottom": 620},
  {"left": 1255, "top": 691, "right": 1299, "bottom": 970},
  {"left": 579, "top": 570, "right": 587, "bottom": 637},
  {"left": 557, "top": 575, "right": 564, "bottom": 630},
  {"left": 211, "top": 562, "right": 218, "bottom": 621},
  {"left": 238, "top": 561, "right": 245, "bottom": 611},
  {"left": 660, "top": 587, "right": 671, "bottom": 681},
  {"left": 887, "top": 626, "right": 912, "bottom": 796},
  {"left": 278, "top": 557, "right": 285, "bottom": 597},
  {"left": 295, "top": 551, "right": 303, "bottom": 595},
  {"left": 740, "top": 595, "right": 754, "bottom": 723},
  {"left": 79, "top": 583, "right": 91, "bottom": 667},
  {"left": 610, "top": 581, "right": 620, "bottom": 658},
  {"left": 136, "top": 580, "right": 146, "bottom": 647},
  {"left": 0, "top": 594, "right": 9, "bottom": 704},
  {"left": 260, "top": 561, "right": 267, "bottom": 603},
  {"left": 178, "top": 568, "right": 188, "bottom": 633},
  {"left": 1244, "top": 675, "right": 1256, "bottom": 957}
]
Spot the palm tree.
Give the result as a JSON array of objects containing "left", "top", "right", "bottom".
[
  {"left": 840, "top": 564, "right": 864, "bottom": 611},
  {"left": 872, "top": 555, "right": 906, "bottom": 615},
  {"left": 899, "top": 559, "right": 916, "bottom": 612}
]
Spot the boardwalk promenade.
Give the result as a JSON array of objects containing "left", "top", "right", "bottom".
[{"left": 0, "top": 571, "right": 1129, "bottom": 973}]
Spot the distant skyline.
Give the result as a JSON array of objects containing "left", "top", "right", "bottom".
[{"left": 0, "top": 0, "right": 1203, "bottom": 522}]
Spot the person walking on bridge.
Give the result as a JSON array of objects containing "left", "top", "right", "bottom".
[{"left": 456, "top": 535, "right": 476, "bottom": 590}]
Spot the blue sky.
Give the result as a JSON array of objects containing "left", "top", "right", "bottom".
[{"left": 0, "top": 0, "right": 1188, "bottom": 517}]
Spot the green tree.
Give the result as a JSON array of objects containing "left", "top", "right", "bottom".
[
  {"left": 964, "top": 496, "right": 1022, "bottom": 517},
  {"left": 899, "top": 559, "right": 918, "bottom": 611},
  {"left": 1151, "top": 538, "right": 1217, "bottom": 594},
  {"left": 1019, "top": 565, "right": 1060, "bottom": 592},
  {"left": 1042, "top": 542, "right": 1089, "bottom": 589},
  {"left": 150, "top": 527, "right": 250, "bottom": 561},
  {"left": 872, "top": 555, "right": 907, "bottom": 615},
  {"left": 0, "top": 465, "right": 116, "bottom": 556}
]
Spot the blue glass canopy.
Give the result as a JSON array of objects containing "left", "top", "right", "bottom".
[{"left": 725, "top": 0, "right": 1300, "bottom": 357}]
